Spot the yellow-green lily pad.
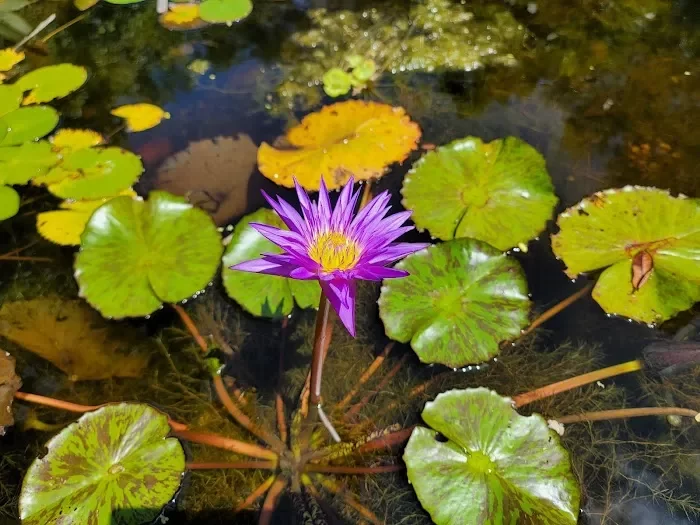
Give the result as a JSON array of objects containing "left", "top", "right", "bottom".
[
  {"left": 0, "top": 106, "right": 59, "bottom": 146},
  {"left": 0, "top": 184, "right": 19, "bottom": 220},
  {"left": 0, "top": 141, "right": 61, "bottom": 184},
  {"left": 14, "top": 64, "right": 88, "bottom": 104},
  {"left": 199, "top": 0, "right": 252, "bottom": 23}
]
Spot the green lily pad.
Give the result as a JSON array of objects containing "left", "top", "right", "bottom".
[
  {"left": 402, "top": 137, "right": 558, "bottom": 251},
  {"left": 404, "top": 388, "right": 580, "bottom": 525},
  {"left": 19, "top": 403, "right": 185, "bottom": 525},
  {"left": 222, "top": 208, "right": 321, "bottom": 318},
  {"left": 551, "top": 186, "right": 700, "bottom": 324},
  {"left": 0, "top": 106, "right": 59, "bottom": 146},
  {"left": 0, "top": 142, "right": 61, "bottom": 184},
  {"left": 199, "top": 0, "right": 252, "bottom": 23},
  {"left": 0, "top": 84, "right": 22, "bottom": 117},
  {"left": 35, "top": 147, "right": 143, "bottom": 199},
  {"left": 350, "top": 58, "right": 376, "bottom": 83},
  {"left": 14, "top": 64, "right": 88, "bottom": 104},
  {"left": 378, "top": 239, "right": 529, "bottom": 367},
  {"left": 75, "top": 191, "right": 223, "bottom": 319},
  {"left": 322, "top": 68, "right": 352, "bottom": 98},
  {"left": 104, "top": 0, "right": 145, "bottom": 3},
  {"left": 0, "top": 185, "right": 19, "bottom": 220}
]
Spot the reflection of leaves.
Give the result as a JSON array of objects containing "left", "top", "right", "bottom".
[
  {"left": 0, "top": 350, "right": 21, "bottom": 436},
  {"left": 404, "top": 388, "right": 579, "bottom": 525},
  {"left": 0, "top": 297, "right": 150, "bottom": 381},
  {"left": 258, "top": 100, "right": 421, "bottom": 190}
]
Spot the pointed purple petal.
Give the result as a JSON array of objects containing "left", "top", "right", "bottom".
[
  {"left": 317, "top": 178, "right": 332, "bottom": 230},
  {"left": 294, "top": 178, "right": 314, "bottom": 223},
  {"left": 348, "top": 190, "right": 391, "bottom": 235},
  {"left": 261, "top": 190, "right": 307, "bottom": 236},
  {"left": 320, "top": 278, "right": 356, "bottom": 337},
  {"left": 249, "top": 223, "right": 305, "bottom": 248},
  {"left": 229, "top": 258, "right": 296, "bottom": 277},
  {"left": 353, "top": 265, "right": 409, "bottom": 280},
  {"left": 331, "top": 178, "right": 356, "bottom": 230},
  {"left": 289, "top": 267, "right": 318, "bottom": 279},
  {"left": 367, "top": 242, "right": 430, "bottom": 264}
]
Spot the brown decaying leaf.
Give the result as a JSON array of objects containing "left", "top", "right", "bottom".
[
  {"left": 155, "top": 134, "right": 258, "bottom": 226},
  {"left": 0, "top": 297, "right": 150, "bottom": 381},
  {"left": 0, "top": 350, "right": 21, "bottom": 435},
  {"left": 631, "top": 250, "right": 654, "bottom": 291}
]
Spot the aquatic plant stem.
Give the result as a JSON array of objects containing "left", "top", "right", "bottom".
[
  {"left": 40, "top": 12, "right": 89, "bottom": 43},
  {"left": 171, "top": 303, "right": 210, "bottom": 353},
  {"left": 276, "top": 317, "right": 289, "bottom": 444},
  {"left": 14, "top": 14, "right": 55, "bottom": 50},
  {"left": 235, "top": 475, "right": 276, "bottom": 513},
  {"left": 304, "top": 464, "right": 403, "bottom": 474},
  {"left": 335, "top": 342, "right": 394, "bottom": 411},
  {"left": 309, "top": 294, "right": 333, "bottom": 407},
  {"left": 258, "top": 476, "right": 288, "bottom": 525},
  {"left": 186, "top": 461, "right": 277, "bottom": 470},
  {"left": 0, "top": 255, "right": 53, "bottom": 262},
  {"left": 359, "top": 180, "right": 373, "bottom": 209},
  {"left": 344, "top": 353, "right": 409, "bottom": 422},
  {"left": 521, "top": 282, "right": 594, "bottom": 336},
  {"left": 357, "top": 426, "right": 415, "bottom": 454},
  {"left": 512, "top": 359, "right": 643, "bottom": 407},
  {"left": 556, "top": 407, "right": 699, "bottom": 424},
  {"left": 173, "top": 429, "right": 278, "bottom": 461},
  {"left": 314, "top": 475, "right": 381, "bottom": 525}
]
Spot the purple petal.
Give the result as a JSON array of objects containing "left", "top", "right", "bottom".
[
  {"left": 353, "top": 265, "right": 409, "bottom": 280},
  {"left": 229, "top": 258, "right": 296, "bottom": 277},
  {"left": 348, "top": 191, "right": 392, "bottom": 236},
  {"left": 320, "top": 278, "right": 357, "bottom": 337},
  {"left": 331, "top": 178, "right": 357, "bottom": 230},
  {"left": 261, "top": 190, "right": 307, "bottom": 236},
  {"left": 289, "top": 267, "right": 318, "bottom": 280},
  {"left": 317, "top": 178, "right": 332, "bottom": 231},
  {"left": 366, "top": 242, "right": 430, "bottom": 264},
  {"left": 294, "top": 178, "right": 315, "bottom": 224},
  {"left": 249, "top": 223, "right": 305, "bottom": 248}
]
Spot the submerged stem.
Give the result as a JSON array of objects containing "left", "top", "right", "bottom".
[
  {"left": 171, "top": 303, "right": 210, "bottom": 354},
  {"left": 556, "top": 407, "right": 699, "bottom": 424},
  {"left": 522, "top": 282, "right": 594, "bottom": 336},
  {"left": 512, "top": 359, "right": 643, "bottom": 407},
  {"left": 186, "top": 461, "right": 277, "bottom": 470},
  {"left": 309, "top": 294, "right": 333, "bottom": 407},
  {"left": 335, "top": 342, "right": 394, "bottom": 411},
  {"left": 235, "top": 475, "right": 277, "bottom": 513},
  {"left": 305, "top": 464, "right": 403, "bottom": 475},
  {"left": 344, "top": 353, "right": 408, "bottom": 422},
  {"left": 258, "top": 476, "right": 288, "bottom": 525},
  {"left": 173, "top": 429, "right": 278, "bottom": 461}
]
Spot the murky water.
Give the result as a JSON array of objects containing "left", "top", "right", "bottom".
[{"left": 1, "top": 1, "right": 699, "bottom": 524}]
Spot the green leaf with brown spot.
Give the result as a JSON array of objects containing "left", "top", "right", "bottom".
[
  {"left": 75, "top": 191, "right": 223, "bottom": 318},
  {"left": 19, "top": 403, "right": 185, "bottom": 525},
  {"left": 404, "top": 388, "right": 580, "bottom": 525},
  {"left": 222, "top": 208, "right": 321, "bottom": 318},
  {"left": 551, "top": 186, "right": 700, "bottom": 324},
  {"left": 378, "top": 239, "right": 529, "bottom": 367},
  {"left": 402, "top": 137, "right": 558, "bottom": 250}
]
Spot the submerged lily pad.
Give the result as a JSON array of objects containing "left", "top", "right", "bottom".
[
  {"left": 75, "top": 191, "right": 223, "bottom": 318},
  {"left": 19, "top": 403, "right": 185, "bottom": 525},
  {"left": 402, "top": 137, "right": 558, "bottom": 251},
  {"left": 0, "top": 106, "right": 59, "bottom": 146},
  {"left": 222, "top": 208, "right": 321, "bottom": 317},
  {"left": 551, "top": 186, "right": 700, "bottom": 324},
  {"left": 378, "top": 239, "right": 529, "bottom": 367},
  {"left": 34, "top": 147, "right": 143, "bottom": 199},
  {"left": 404, "top": 388, "right": 579, "bottom": 525},
  {"left": 0, "top": 185, "right": 19, "bottom": 220},
  {"left": 0, "top": 350, "right": 21, "bottom": 435},
  {"left": 199, "top": 0, "right": 252, "bottom": 23},
  {"left": 0, "top": 142, "right": 61, "bottom": 184},
  {"left": 14, "top": 63, "right": 88, "bottom": 104}
]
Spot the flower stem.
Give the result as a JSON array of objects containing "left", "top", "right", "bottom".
[
  {"left": 512, "top": 359, "right": 643, "bottom": 408},
  {"left": 276, "top": 317, "right": 289, "bottom": 444},
  {"left": 357, "top": 426, "right": 415, "bottom": 454},
  {"left": 555, "top": 407, "right": 699, "bottom": 424},
  {"left": 186, "top": 460, "right": 277, "bottom": 470},
  {"left": 171, "top": 303, "right": 209, "bottom": 354},
  {"left": 258, "top": 476, "right": 288, "bottom": 525},
  {"left": 309, "top": 294, "right": 333, "bottom": 407},
  {"left": 0, "top": 255, "right": 53, "bottom": 262},
  {"left": 235, "top": 475, "right": 277, "bottom": 513},
  {"left": 521, "top": 282, "right": 594, "bottom": 336},
  {"left": 173, "top": 429, "right": 278, "bottom": 461}
]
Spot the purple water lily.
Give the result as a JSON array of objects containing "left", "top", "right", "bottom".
[{"left": 230, "top": 179, "right": 428, "bottom": 336}]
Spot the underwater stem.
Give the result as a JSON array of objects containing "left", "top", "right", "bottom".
[
  {"left": 522, "top": 282, "right": 594, "bottom": 336},
  {"left": 335, "top": 342, "right": 394, "bottom": 411},
  {"left": 0, "top": 255, "right": 53, "bottom": 262},
  {"left": 344, "top": 353, "right": 408, "bottom": 422},
  {"left": 309, "top": 294, "right": 333, "bottom": 407},
  {"left": 40, "top": 12, "right": 89, "bottom": 43},
  {"left": 305, "top": 464, "right": 404, "bottom": 475},
  {"left": 258, "top": 476, "right": 288, "bottom": 525},
  {"left": 171, "top": 303, "right": 210, "bottom": 354},
  {"left": 276, "top": 317, "right": 289, "bottom": 444},
  {"left": 512, "top": 359, "right": 643, "bottom": 407},
  {"left": 173, "top": 429, "right": 278, "bottom": 461},
  {"left": 357, "top": 426, "right": 415, "bottom": 454},
  {"left": 235, "top": 475, "right": 277, "bottom": 513},
  {"left": 186, "top": 461, "right": 277, "bottom": 470},
  {"left": 556, "top": 407, "right": 699, "bottom": 424},
  {"left": 314, "top": 475, "right": 381, "bottom": 525}
]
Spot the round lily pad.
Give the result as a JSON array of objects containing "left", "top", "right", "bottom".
[
  {"left": 199, "top": 0, "right": 252, "bottom": 23},
  {"left": 402, "top": 137, "right": 558, "bottom": 251},
  {"left": 0, "top": 84, "right": 22, "bottom": 117},
  {"left": 0, "top": 106, "right": 59, "bottom": 146},
  {"left": 35, "top": 147, "right": 143, "bottom": 199},
  {"left": 0, "top": 185, "right": 19, "bottom": 220},
  {"left": 14, "top": 64, "right": 88, "bottom": 104},
  {"left": 0, "top": 142, "right": 61, "bottom": 184},
  {"left": 378, "top": 239, "right": 529, "bottom": 367},
  {"left": 551, "top": 186, "right": 700, "bottom": 324},
  {"left": 222, "top": 208, "right": 321, "bottom": 318},
  {"left": 19, "top": 403, "right": 185, "bottom": 525},
  {"left": 404, "top": 388, "right": 580, "bottom": 525},
  {"left": 75, "top": 191, "right": 223, "bottom": 318}
]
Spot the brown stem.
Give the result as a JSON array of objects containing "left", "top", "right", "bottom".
[
  {"left": 276, "top": 317, "right": 289, "bottom": 444},
  {"left": 235, "top": 475, "right": 277, "bottom": 513},
  {"left": 187, "top": 461, "right": 277, "bottom": 470},
  {"left": 359, "top": 180, "right": 373, "bottom": 209},
  {"left": 173, "top": 429, "right": 278, "bottom": 461},
  {"left": 344, "top": 353, "right": 408, "bottom": 422},
  {"left": 309, "top": 294, "right": 333, "bottom": 406},
  {"left": 40, "top": 12, "right": 89, "bottom": 43},
  {"left": 314, "top": 475, "right": 381, "bottom": 525},
  {"left": 357, "top": 426, "right": 415, "bottom": 454},
  {"left": 0, "top": 256, "right": 53, "bottom": 262},
  {"left": 171, "top": 303, "right": 209, "bottom": 354},
  {"left": 305, "top": 464, "right": 403, "bottom": 475},
  {"left": 335, "top": 342, "right": 394, "bottom": 411},
  {"left": 522, "top": 283, "right": 594, "bottom": 336},
  {"left": 258, "top": 476, "right": 288, "bottom": 525},
  {"left": 555, "top": 407, "right": 699, "bottom": 424},
  {"left": 512, "top": 359, "right": 643, "bottom": 407}
]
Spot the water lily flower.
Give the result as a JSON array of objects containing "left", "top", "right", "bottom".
[{"left": 230, "top": 179, "right": 429, "bottom": 336}]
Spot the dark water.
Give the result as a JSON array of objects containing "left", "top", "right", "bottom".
[{"left": 1, "top": 0, "right": 699, "bottom": 524}]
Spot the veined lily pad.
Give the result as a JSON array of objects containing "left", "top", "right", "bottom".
[
  {"left": 222, "top": 208, "right": 321, "bottom": 318},
  {"left": 0, "top": 142, "right": 61, "bottom": 184},
  {"left": 551, "top": 186, "right": 700, "bottom": 324},
  {"left": 199, "top": 0, "right": 252, "bottom": 23},
  {"left": 0, "top": 106, "right": 59, "bottom": 146},
  {"left": 378, "top": 239, "right": 529, "bottom": 367},
  {"left": 404, "top": 388, "right": 580, "bottom": 525},
  {"left": 402, "top": 137, "right": 558, "bottom": 251},
  {"left": 34, "top": 147, "right": 143, "bottom": 199},
  {"left": 0, "top": 185, "right": 19, "bottom": 220},
  {"left": 14, "top": 64, "right": 88, "bottom": 104},
  {"left": 75, "top": 191, "right": 223, "bottom": 318},
  {"left": 19, "top": 403, "right": 185, "bottom": 525}
]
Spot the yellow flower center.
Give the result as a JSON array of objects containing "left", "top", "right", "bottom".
[{"left": 308, "top": 231, "right": 361, "bottom": 272}]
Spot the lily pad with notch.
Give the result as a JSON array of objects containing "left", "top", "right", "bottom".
[
  {"left": 222, "top": 208, "right": 321, "bottom": 318},
  {"left": 378, "top": 238, "right": 529, "bottom": 367},
  {"left": 402, "top": 136, "right": 558, "bottom": 251},
  {"left": 0, "top": 106, "right": 59, "bottom": 146},
  {"left": 14, "top": 63, "right": 87, "bottom": 104},
  {"left": 551, "top": 186, "right": 700, "bottom": 324},
  {"left": 75, "top": 191, "right": 223, "bottom": 318},
  {"left": 404, "top": 388, "right": 580, "bottom": 525},
  {"left": 19, "top": 403, "right": 185, "bottom": 525}
]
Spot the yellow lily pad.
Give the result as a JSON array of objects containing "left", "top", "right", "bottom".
[
  {"left": 50, "top": 128, "right": 104, "bottom": 152},
  {"left": 0, "top": 48, "right": 24, "bottom": 72},
  {"left": 159, "top": 4, "right": 207, "bottom": 30},
  {"left": 111, "top": 103, "right": 171, "bottom": 132}
]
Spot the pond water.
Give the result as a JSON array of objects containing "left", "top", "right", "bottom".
[{"left": 1, "top": 0, "right": 699, "bottom": 524}]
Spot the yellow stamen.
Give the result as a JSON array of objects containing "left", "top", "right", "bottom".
[{"left": 308, "top": 231, "right": 360, "bottom": 272}]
